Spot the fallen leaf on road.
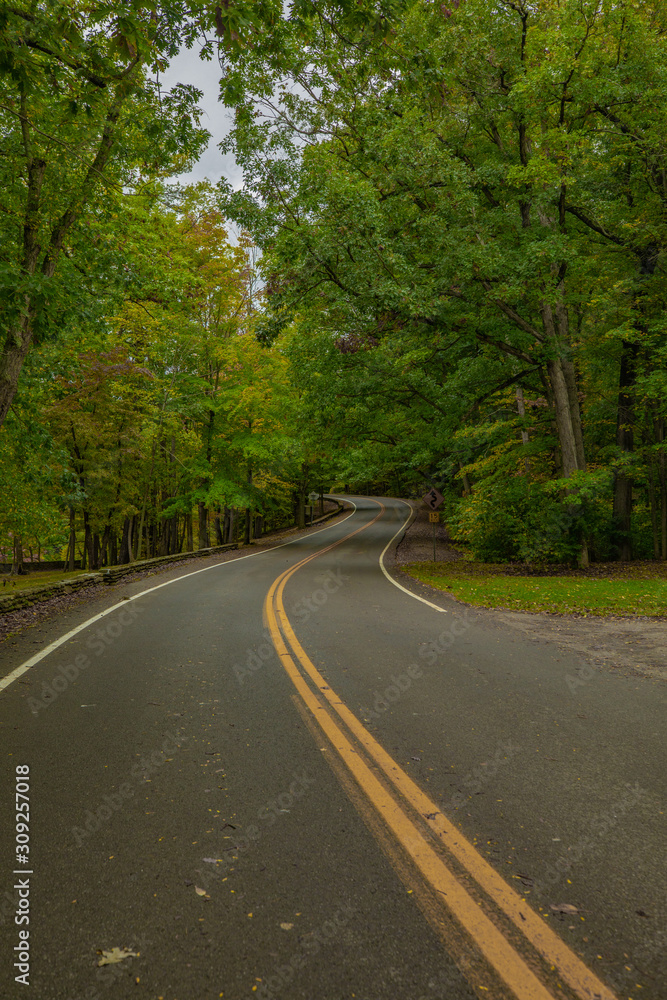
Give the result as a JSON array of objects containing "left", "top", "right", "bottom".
[
  {"left": 97, "top": 947, "right": 138, "bottom": 967},
  {"left": 195, "top": 887, "right": 211, "bottom": 899},
  {"left": 280, "top": 923, "right": 294, "bottom": 930},
  {"left": 550, "top": 903, "right": 579, "bottom": 914}
]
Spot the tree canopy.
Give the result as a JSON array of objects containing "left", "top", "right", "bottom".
[{"left": 2, "top": 0, "right": 667, "bottom": 569}]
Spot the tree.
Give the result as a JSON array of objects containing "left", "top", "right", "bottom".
[
  {"left": 218, "top": 0, "right": 667, "bottom": 562},
  {"left": 0, "top": 0, "right": 210, "bottom": 427}
]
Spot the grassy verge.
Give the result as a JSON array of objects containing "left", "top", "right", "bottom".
[
  {"left": 402, "top": 562, "right": 667, "bottom": 616},
  {"left": 0, "top": 569, "right": 89, "bottom": 592}
]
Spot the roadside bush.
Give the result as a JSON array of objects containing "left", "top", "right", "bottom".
[{"left": 448, "top": 469, "right": 612, "bottom": 564}]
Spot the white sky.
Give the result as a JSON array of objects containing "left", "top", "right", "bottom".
[{"left": 159, "top": 45, "right": 244, "bottom": 189}]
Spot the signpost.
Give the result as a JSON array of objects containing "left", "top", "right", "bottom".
[
  {"left": 423, "top": 489, "right": 444, "bottom": 561},
  {"left": 308, "top": 492, "right": 318, "bottom": 525},
  {"left": 423, "top": 487, "right": 444, "bottom": 511}
]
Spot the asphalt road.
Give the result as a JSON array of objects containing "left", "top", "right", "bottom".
[{"left": 0, "top": 498, "right": 665, "bottom": 1000}]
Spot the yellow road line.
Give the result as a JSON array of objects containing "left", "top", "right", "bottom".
[
  {"left": 264, "top": 501, "right": 617, "bottom": 1000},
  {"left": 266, "top": 581, "right": 555, "bottom": 1000}
]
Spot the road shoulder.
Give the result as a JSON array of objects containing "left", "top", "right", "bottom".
[{"left": 386, "top": 501, "right": 667, "bottom": 683}]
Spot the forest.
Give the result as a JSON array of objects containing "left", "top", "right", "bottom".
[{"left": 2, "top": 0, "right": 667, "bottom": 573}]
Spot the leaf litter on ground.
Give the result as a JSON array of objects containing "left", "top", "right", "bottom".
[{"left": 97, "top": 947, "right": 138, "bottom": 966}]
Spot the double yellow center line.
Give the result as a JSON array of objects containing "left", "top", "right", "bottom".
[{"left": 263, "top": 504, "right": 616, "bottom": 1000}]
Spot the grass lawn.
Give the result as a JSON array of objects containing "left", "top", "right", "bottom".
[
  {"left": 0, "top": 569, "right": 89, "bottom": 593},
  {"left": 402, "top": 561, "right": 667, "bottom": 616}
]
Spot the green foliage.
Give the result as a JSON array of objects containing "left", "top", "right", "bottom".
[
  {"left": 403, "top": 562, "right": 667, "bottom": 617},
  {"left": 217, "top": 0, "right": 667, "bottom": 564},
  {"left": 4, "top": 0, "right": 667, "bottom": 568},
  {"left": 0, "top": 0, "right": 212, "bottom": 424}
]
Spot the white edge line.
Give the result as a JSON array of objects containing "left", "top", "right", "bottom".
[
  {"left": 0, "top": 503, "right": 357, "bottom": 695},
  {"left": 377, "top": 498, "right": 448, "bottom": 613}
]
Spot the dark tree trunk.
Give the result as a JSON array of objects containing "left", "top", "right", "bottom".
[
  {"left": 295, "top": 491, "right": 305, "bottom": 529},
  {"left": 81, "top": 511, "right": 91, "bottom": 571},
  {"left": 91, "top": 532, "right": 101, "bottom": 571},
  {"left": 214, "top": 506, "right": 224, "bottom": 545},
  {"left": 170, "top": 515, "right": 179, "bottom": 554},
  {"left": 612, "top": 340, "right": 640, "bottom": 560},
  {"left": 119, "top": 516, "right": 133, "bottom": 565},
  {"left": 186, "top": 510, "right": 193, "bottom": 552},
  {"left": 67, "top": 508, "right": 76, "bottom": 572},
  {"left": 647, "top": 445, "right": 660, "bottom": 559},
  {"left": 159, "top": 512, "right": 169, "bottom": 556},
  {"left": 226, "top": 508, "right": 235, "bottom": 544},
  {"left": 11, "top": 535, "right": 24, "bottom": 576},
  {"left": 659, "top": 418, "right": 667, "bottom": 561},
  {"left": 198, "top": 502, "right": 209, "bottom": 549},
  {"left": 101, "top": 526, "right": 110, "bottom": 568}
]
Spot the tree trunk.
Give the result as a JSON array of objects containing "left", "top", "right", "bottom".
[
  {"left": 542, "top": 299, "right": 589, "bottom": 566},
  {"left": 0, "top": 317, "right": 37, "bottom": 431},
  {"left": 81, "top": 511, "right": 91, "bottom": 571},
  {"left": 648, "top": 448, "right": 660, "bottom": 559},
  {"left": 659, "top": 418, "right": 666, "bottom": 561},
  {"left": 244, "top": 508, "right": 252, "bottom": 545},
  {"left": 101, "top": 525, "right": 110, "bottom": 568},
  {"left": 198, "top": 502, "right": 209, "bottom": 549},
  {"left": 67, "top": 507, "right": 76, "bottom": 572},
  {"left": 295, "top": 493, "right": 305, "bottom": 529},
  {"left": 545, "top": 357, "right": 580, "bottom": 478},
  {"left": 611, "top": 340, "right": 640, "bottom": 561},
  {"left": 135, "top": 506, "right": 146, "bottom": 561},
  {"left": 119, "top": 516, "right": 134, "bottom": 565},
  {"left": 542, "top": 294, "right": 586, "bottom": 477},
  {"left": 186, "top": 510, "right": 193, "bottom": 552},
  {"left": 226, "top": 508, "right": 235, "bottom": 544},
  {"left": 11, "top": 535, "right": 24, "bottom": 576},
  {"left": 92, "top": 532, "right": 101, "bottom": 571},
  {"left": 109, "top": 531, "right": 118, "bottom": 567},
  {"left": 170, "top": 515, "right": 179, "bottom": 554},
  {"left": 214, "top": 507, "right": 224, "bottom": 545},
  {"left": 561, "top": 358, "right": 586, "bottom": 471}
]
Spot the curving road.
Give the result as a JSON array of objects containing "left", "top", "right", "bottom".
[{"left": 0, "top": 497, "right": 665, "bottom": 1000}]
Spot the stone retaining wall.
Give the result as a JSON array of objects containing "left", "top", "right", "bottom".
[
  {"left": 0, "top": 501, "right": 346, "bottom": 615},
  {"left": 0, "top": 544, "right": 238, "bottom": 614}
]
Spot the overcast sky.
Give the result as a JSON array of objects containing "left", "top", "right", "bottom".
[{"left": 159, "top": 46, "right": 244, "bottom": 189}]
